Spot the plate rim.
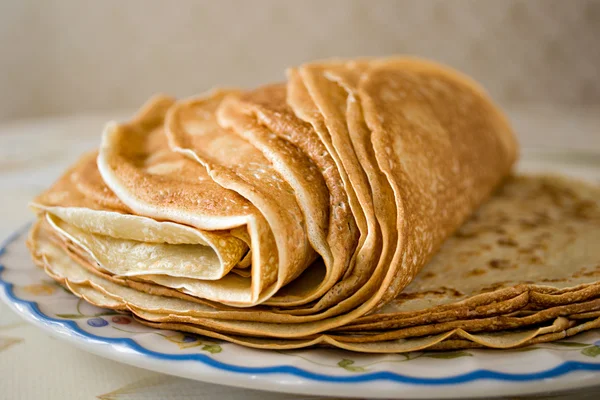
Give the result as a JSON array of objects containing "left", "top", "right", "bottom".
[{"left": 3, "top": 224, "right": 600, "bottom": 396}]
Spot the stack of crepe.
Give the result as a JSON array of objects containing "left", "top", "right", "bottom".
[{"left": 28, "top": 57, "right": 600, "bottom": 352}]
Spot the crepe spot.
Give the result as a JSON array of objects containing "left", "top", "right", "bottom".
[
  {"left": 488, "top": 259, "right": 513, "bottom": 270},
  {"left": 477, "top": 281, "right": 513, "bottom": 293},
  {"left": 528, "top": 256, "right": 543, "bottom": 264},
  {"left": 466, "top": 268, "right": 486, "bottom": 277},
  {"left": 455, "top": 230, "right": 477, "bottom": 239},
  {"left": 518, "top": 218, "right": 544, "bottom": 230},
  {"left": 573, "top": 265, "right": 600, "bottom": 278},
  {"left": 573, "top": 200, "right": 598, "bottom": 219},
  {"left": 497, "top": 237, "right": 518, "bottom": 247},
  {"left": 396, "top": 286, "right": 464, "bottom": 301},
  {"left": 422, "top": 271, "right": 436, "bottom": 279}
]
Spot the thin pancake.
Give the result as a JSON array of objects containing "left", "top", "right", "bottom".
[
  {"left": 234, "top": 84, "right": 358, "bottom": 306},
  {"left": 216, "top": 88, "right": 358, "bottom": 307},
  {"left": 289, "top": 62, "right": 383, "bottom": 313},
  {"left": 348, "top": 174, "right": 600, "bottom": 329},
  {"left": 31, "top": 153, "right": 250, "bottom": 283},
  {"left": 170, "top": 58, "right": 517, "bottom": 336},
  {"left": 97, "top": 95, "right": 283, "bottom": 304},
  {"left": 32, "top": 223, "right": 585, "bottom": 353}
]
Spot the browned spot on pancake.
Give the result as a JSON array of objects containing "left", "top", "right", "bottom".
[
  {"left": 519, "top": 219, "right": 540, "bottom": 229},
  {"left": 528, "top": 256, "right": 543, "bottom": 264},
  {"left": 539, "top": 278, "right": 568, "bottom": 283},
  {"left": 488, "top": 259, "right": 513, "bottom": 269},
  {"left": 541, "top": 181, "right": 577, "bottom": 206},
  {"left": 497, "top": 237, "right": 518, "bottom": 247},
  {"left": 573, "top": 200, "right": 599, "bottom": 220},
  {"left": 534, "top": 210, "right": 551, "bottom": 220},
  {"left": 495, "top": 214, "right": 511, "bottom": 224},
  {"left": 455, "top": 230, "right": 477, "bottom": 239},
  {"left": 422, "top": 271, "right": 436, "bottom": 279},
  {"left": 565, "top": 225, "right": 578, "bottom": 235},
  {"left": 573, "top": 265, "right": 600, "bottom": 278},
  {"left": 533, "top": 232, "right": 552, "bottom": 241},
  {"left": 477, "top": 281, "right": 511, "bottom": 293},
  {"left": 466, "top": 268, "right": 486, "bottom": 277},
  {"left": 396, "top": 286, "right": 464, "bottom": 300}
]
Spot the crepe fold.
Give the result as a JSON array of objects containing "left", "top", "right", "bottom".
[{"left": 28, "top": 57, "right": 600, "bottom": 352}]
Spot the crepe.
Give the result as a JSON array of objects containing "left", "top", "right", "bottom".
[
  {"left": 231, "top": 84, "right": 360, "bottom": 308},
  {"left": 30, "top": 150, "right": 257, "bottom": 299},
  {"left": 30, "top": 216, "right": 597, "bottom": 353},
  {"left": 28, "top": 56, "right": 600, "bottom": 352},
  {"left": 342, "top": 174, "right": 600, "bottom": 330},
  {"left": 29, "top": 171, "right": 600, "bottom": 352}
]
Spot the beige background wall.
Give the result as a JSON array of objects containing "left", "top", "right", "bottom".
[{"left": 1, "top": 0, "right": 598, "bottom": 120}]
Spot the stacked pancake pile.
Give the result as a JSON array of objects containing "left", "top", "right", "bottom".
[{"left": 28, "top": 58, "right": 600, "bottom": 352}]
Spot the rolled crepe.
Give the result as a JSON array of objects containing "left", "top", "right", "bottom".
[
  {"left": 29, "top": 173, "right": 600, "bottom": 352},
  {"left": 29, "top": 57, "right": 600, "bottom": 352}
]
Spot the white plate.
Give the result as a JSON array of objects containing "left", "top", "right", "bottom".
[{"left": 2, "top": 149, "right": 600, "bottom": 399}]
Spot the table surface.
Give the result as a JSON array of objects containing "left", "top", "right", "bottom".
[{"left": 0, "top": 104, "right": 599, "bottom": 400}]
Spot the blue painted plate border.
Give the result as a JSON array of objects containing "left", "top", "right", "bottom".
[{"left": 2, "top": 225, "right": 600, "bottom": 386}]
